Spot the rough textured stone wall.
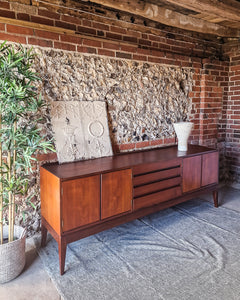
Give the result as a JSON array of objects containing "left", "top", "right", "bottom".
[{"left": 34, "top": 48, "right": 194, "bottom": 148}]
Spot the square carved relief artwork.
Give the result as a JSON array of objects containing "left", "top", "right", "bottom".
[{"left": 51, "top": 101, "right": 113, "bottom": 163}]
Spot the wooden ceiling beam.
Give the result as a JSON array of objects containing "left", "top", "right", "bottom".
[
  {"left": 164, "top": 0, "right": 240, "bottom": 22},
  {"left": 87, "top": 0, "right": 240, "bottom": 37}
]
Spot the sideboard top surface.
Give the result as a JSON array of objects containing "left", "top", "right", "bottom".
[{"left": 42, "top": 144, "right": 217, "bottom": 180}]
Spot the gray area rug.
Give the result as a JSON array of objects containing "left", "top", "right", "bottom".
[{"left": 37, "top": 199, "right": 240, "bottom": 300}]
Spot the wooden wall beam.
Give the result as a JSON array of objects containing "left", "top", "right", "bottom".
[
  {"left": 0, "top": 16, "right": 74, "bottom": 34},
  {"left": 87, "top": 0, "right": 240, "bottom": 37},
  {"left": 165, "top": 0, "right": 240, "bottom": 22}
]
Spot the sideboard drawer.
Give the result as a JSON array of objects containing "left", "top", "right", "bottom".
[
  {"left": 134, "top": 176, "right": 181, "bottom": 198},
  {"left": 132, "top": 158, "right": 181, "bottom": 175},
  {"left": 133, "top": 186, "right": 182, "bottom": 210},
  {"left": 133, "top": 159, "right": 182, "bottom": 210},
  {"left": 133, "top": 167, "right": 181, "bottom": 186}
]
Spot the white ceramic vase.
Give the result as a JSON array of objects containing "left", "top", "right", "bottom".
[{"left": 173, "top": 122, "right": 193, "bottom": 151}]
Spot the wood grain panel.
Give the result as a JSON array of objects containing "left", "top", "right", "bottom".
[
  {"left": 202, "top": 152, "right": 219, "bottom": 186},
  {"left": 101, "top": 169, "right": 132, "bottom": 219},
  {"left": 133, "top": 167, "right": 181, "bottom": 186},
  {"left": 134, "top": 186, "right": 182, "bottom": 210},
  {"left": 182, "top": 155, "right": 201, "bottom": 193},
  {"left": 40, "top": 167, "right": 61, "bottom": 235},
  {"left": 62, "top": 175, "right": 100, "bottom": 232},
  {"left": 133, "top": 158, "right": 181, "bottom": 176},
  {"left": 134, "top": 176, "right": 181, "bottom": 198},
  {"left": 43, "top": 144, "right": 215, "bottom": 180}
]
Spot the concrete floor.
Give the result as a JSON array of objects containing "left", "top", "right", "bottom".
[
  {"left": 0, "top": 185, "right": 239, "bottom": 300},
  {"left": 0, "top": 234, "right": 60, "bottom": 300}
]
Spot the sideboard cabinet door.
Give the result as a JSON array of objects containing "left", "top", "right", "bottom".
[
  {"left": 182, "top": 156, "right": 201, "bottom": 193},
  {"left": 183, "top": 151, "right": 219, "bottom": 193},
  {"left": 202, "top": 152, "right": 219, "bottom": 186},
  {"left": 61, "top": 175, "right": 100, "bottom": 232},
  {"left": 101, "top": 169, "right": 132, "bottom": 220}
]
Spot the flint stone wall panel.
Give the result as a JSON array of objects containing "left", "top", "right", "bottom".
[{"left": 33, "top": 48, "right": 194, "bottom": 146}]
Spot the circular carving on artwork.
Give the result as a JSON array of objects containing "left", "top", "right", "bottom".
[
  {"left": 88, "top": 121, "right": 104, "bottom": 138},
  {"left": 82, "top": 102, "right": 104, "bottom": 119}
]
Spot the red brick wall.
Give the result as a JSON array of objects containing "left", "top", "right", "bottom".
[
  {"left": 0, "top": 0, "right": 229, "bottom": 180},
  {"left": 199, "top": 59, "right": 228, "bottom": 148},
  {"left": 188, "top": 59, "right": 227, "bottom": 146},
  {"left": 222, "top": 42, "right": 240, "bottom": 185}
]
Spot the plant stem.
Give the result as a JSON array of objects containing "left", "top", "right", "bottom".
[
  {"left": 0, "top": 114, "right": 3, "bottom": 245},
  {"left": 8, "top": 150, "right": 13, "bottom": 242},
  {"left": 11, "top": 121, "right": 17, "bottom": 240}
]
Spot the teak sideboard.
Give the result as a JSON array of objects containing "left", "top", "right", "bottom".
[{"left": 40, "top": 144, "right": 219, "bottom": 275}]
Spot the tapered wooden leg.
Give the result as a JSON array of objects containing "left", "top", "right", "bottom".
[
  {"left": 41, "top": 222, "right": 47, "bottom": 247},
  {"left": 58, "top": 238, "right": 67, "bottom": 275},
  {"left": 213, "top": 190, "right": 218, "bottom": 208}
]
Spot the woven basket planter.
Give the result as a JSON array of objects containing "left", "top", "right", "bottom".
[
  {"left": 173, "top": 122, "right": 193, "bottom": 151},
  {"left": 0, "top": 226, "right": 26, "bottom": 284}
]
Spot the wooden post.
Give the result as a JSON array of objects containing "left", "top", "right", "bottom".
[
  {"left": 41, "top": 222, "right": 47, "bottom": 248},
  {"left": 213, "top": 190, "right": 218, "bottom": 208},
  {"left": 58, "top": 237, "right": 67, "bottom": 275}
]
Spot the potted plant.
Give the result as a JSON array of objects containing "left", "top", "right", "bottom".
[{"left": 0, "top": 41, "right": 54, "bottom": 283}]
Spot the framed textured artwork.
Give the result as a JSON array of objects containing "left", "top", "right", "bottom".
[{"left": 51, "top": 101, "right": 113, "bottom": 163}]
